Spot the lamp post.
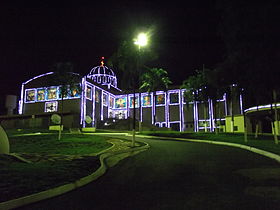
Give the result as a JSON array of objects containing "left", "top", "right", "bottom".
[{"left": 133, "top": 33, "right": 148, "bottom": 141}]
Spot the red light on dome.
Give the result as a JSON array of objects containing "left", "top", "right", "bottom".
[{"left": 100, "top": 57, "right": 105, "bottom": 67}]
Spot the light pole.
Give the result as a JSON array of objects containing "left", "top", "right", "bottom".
[{"left": 133, "top": 33, "right": 148, "bottom": 139}]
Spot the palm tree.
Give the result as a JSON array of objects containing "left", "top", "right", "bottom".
[
  {"left": 108, "top": 40, "right": 157, "bottom": 134},
  {"left": 203, "top": 68, "right": 226, "bottom": 134},
  {"left": 140, "top": 67, "right": 172, "bottom": 125},
  {"left": 108, "top": 41, "right": 137, "bottom": 90},
  {"left": 182, "top": 68, "right": 212, "bottom": 132},
  {"left": 50, "top": 62, "right": 81, "bottom": 140}
]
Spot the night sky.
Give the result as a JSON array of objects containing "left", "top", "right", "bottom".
[{"left": 0, "top": 1, "right": 225, "bottom": 113}]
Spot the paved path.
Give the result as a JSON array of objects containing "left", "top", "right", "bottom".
[{"left": 18, "top": 135, "right": 280, "bottom": 210}]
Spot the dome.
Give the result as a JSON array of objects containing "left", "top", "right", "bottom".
[{"left": 87, "top": 58, "right": 118, "bottom": 89}]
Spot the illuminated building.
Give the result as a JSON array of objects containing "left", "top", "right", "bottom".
[{"left": 6, "top": 59, "right": 244, "bottom": 132}]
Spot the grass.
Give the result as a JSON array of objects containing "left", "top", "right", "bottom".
[
  {"left": 0, "top": 155, "right": 99, "bottom": 202},
  {"left": 140, "top": 131, "right": 280, "bottom": 155},
  {"left": 9, "top": 133, "right": 111, "bottom": 155},
  {"left": 0, "top": 131, "right": 112, "bottom": 202}
]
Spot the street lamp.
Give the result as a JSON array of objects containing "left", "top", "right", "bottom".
[
  {"left": 134, "top": 33, "right": 148, "bottom": 49},
  {"left": 131, "top": 33, "right": 148, "bottom": 147}
]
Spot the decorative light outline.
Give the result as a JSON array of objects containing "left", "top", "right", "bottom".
[
  {"left": 87, "top": 65, "right": 118, "bottom": 89},
  {"left": 240, "top": 94, "right": 243, "bottom": 114},
  {"left": 152, "top": 92, "right": 155, "bottom": 124},
  {"left": 180, "top": 89, "right": 185, "bottom": 131},
  {"left": 244, "top": 103, "right": 280, "bottom": 113},
  {"left": 167, "top": 89, "right": 181, "bottom": 130},
  {"left": 92, "top": 86, "right": 95, "bottom": 127},
  {"left": 209, "top": 99, "right": 215, "bottom": 132},
  {"left": 18, "top": 83, "right": 25, "bottom": 114},
  {"left": 80, "top": 77, "right": 86, "bottom": 127},
  {"left": 169, "top": 121, "right": 181, "bottom": 131},
  {"left": 23, "top": 72, "right": 54, "bottom": 85},
  {"left": 19, "top": 72, "right": 81, "bottom": 114},
  {"left": 165, "top": 91, "right": 169, "bottom": 128},
  {"left": 161, "top": 122, "right": 167, "bottom": 127},
  {"left": 18, "top": 70, "right": 237, "bottom": 134},
  {"left": 194, "top": 101, "right": 199, "bottom": 132},
  {"left": 101, "top": 90, "right": 104, "bottom": 121},
  {"left": 179, "top": 89, "right": 183, "bottom": 131},
  {"left": 224, "top": 93, "right": 228, "bottom": 116}
]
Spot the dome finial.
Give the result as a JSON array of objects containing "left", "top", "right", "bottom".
[{"left": 100, "top": 56, "right": 105, "bottom": 67}]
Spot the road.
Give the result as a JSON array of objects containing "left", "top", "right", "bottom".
[{"left": 18, "top": 135, "right": 280, "bottom": 210}]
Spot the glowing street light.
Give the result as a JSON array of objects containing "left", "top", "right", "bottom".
[
  {"left": 134, "top": 33, "right": 148, "bottom": 49},
  {"left": 131, "top": 32, "right": 149, "bottom": 147}
]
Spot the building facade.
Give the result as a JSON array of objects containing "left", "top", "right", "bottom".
[{"left": 15, "top": 62, "right": 244, "bottom": 132}]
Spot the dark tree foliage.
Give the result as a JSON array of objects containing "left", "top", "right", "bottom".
[
  {"left": 140, "top": 67, "right": 172, "bottom": 124},
  {"left": 48, "top": 62, "right": 81, "bottom": 140},
  {"left": 108, "top": 40, "right": 157, "bottom": 90},
  {"left": 216, "top": 1, "right": 280, "bottom": 108}
]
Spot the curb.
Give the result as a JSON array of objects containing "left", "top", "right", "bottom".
[
  {"left": 0, "top": 142, "right": 149, "bottom": 210},
  {"left": 8, "top": 153, "right": 32, "bottom": 164},
  {"left": 136, "top": 134, "right": 280, "bottom": 164}
]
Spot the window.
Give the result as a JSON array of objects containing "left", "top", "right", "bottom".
[
  {"left": 69, "top": 86, "right": 80, "bottom": 98},
  {"left": 129, "top": 96, "right": 139, "bottom": 108},
  {"left": 37, "top": 89, "right": 45, "bottom": 101},
  {"left": 115, "top": 110, "right": 126, "bottom": 119},
  {"left": 142, "top": 95, "right": 151, "bottom": 107},
  {"left": 103, "top": 93, "right": 108, "bottom": 106},
  {"left": 109, "top": 96, "right": 114, "bottom": 108},
  {"left": 115, "top": 97, "right": 127, "bottom": 109},
  {"left": 45, "top": 101, "right": 58, "bottom": 112},
  {"left": 58, "top": 86, "right": 69, "bottom": 99},
  {"left": 156, "top": 94, "right": 165, "bottom": 105},
  {"left": 169, "top": 92, "right": 179, "bottom": 104},
  {"left": 25, "top": 89, "right": 36, "bottom": 102},
  {"left": 95, "top": 89, "right": 100, "bottom": 103},
  {"left": 86, "top": 85, "right": 92, "bottom": 100},
  {"left": 182, "top": 90, "right": 190, "bottom": 103},
  {"left": 46, "top": 87, "right": 57, "bottom": 100}
]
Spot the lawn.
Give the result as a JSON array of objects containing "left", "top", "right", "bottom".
[
  {"left": 0, "top": 131, "right": 111, "bottom": 202},
  {"left": 141, "top": 131, "right": 280, "bottom": 155},
  {"left": 9, "top": 133, "right": 111, "bottom": 155}
]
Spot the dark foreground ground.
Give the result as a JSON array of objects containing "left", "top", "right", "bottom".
[{"left": 18, "top": 135, "right": 280, "bottom": 210}]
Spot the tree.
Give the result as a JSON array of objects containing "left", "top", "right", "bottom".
[
  {"left": 49, "top": 62, "right": 81, "bottom": 140},
  {"left": 181, "top": 68, "right": 215, "bottom": 132},
  {"left": 108, "top": 39, "right": 157, "bottom": 146},
  {"left": 181, "top": 67, "right": 228, "bottom": 133},
  {"left": 216, "top": 1, "right": 280, "bottom": 142},
  {"left": 203, "top": 68, "right": 226, "bottom": 134},
  {"left": 140, "top": 68, "right": 172, "bottom": 125},
  {"left": 108, "top": 40, "right": 157, "bottom": 90}
]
